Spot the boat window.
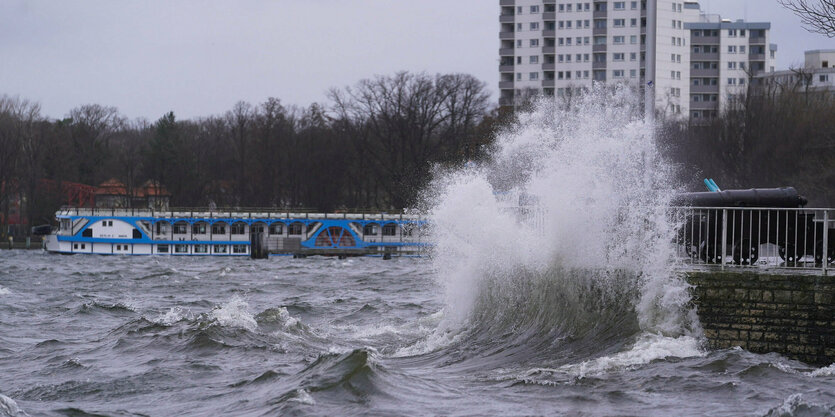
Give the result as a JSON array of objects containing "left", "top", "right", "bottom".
[
  {"left": 213, "top": 244, "right": 228, "bottom": 254},
  {"left": 231, "top": 223, "right": 247, "bottom": 235},
  {"left": 82, "top": 228, "right": 92, "bottom": 237},
  {"left": 156, "top": 222, "right": 170, "bottom": 234},
  {"left": 192, "top": 223, "right": 207, "bottom": 234},
  {"left": 363, "top": 224, "right": 378, "bottom": 236},
  {"left": 382, "top": 223, "right": 397, "bottom": 236},
  {"left": 174, "top": 244, "right": 189, "bottom": 253},
  {"left": 288, "top": 223, "right": 303, "bottom": 235},
  {"left": 212, "top": 223, "right": 227, "bottom": 235},
  {"left": 194, "top": 244, "right": 208, "bottom": 254},
  {"left": 269, "top": 223, "right": 284, "bottom": 235},
  {"left": 173, "top": 222, "right": 188, "bottom": 234},
  {"left": 232, "top": 244, "right": 247, "bottom": 253},
  {"left": 157, "top": 244, "right": 169, "bottom": 253},
  {"left": 132, "top": 229, "right": 142, "bottom": 239},
  {"left": 251, "top": 223, "right": 265, "bottom": 234}
]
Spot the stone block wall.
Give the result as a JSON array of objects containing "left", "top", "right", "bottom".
[{"left": 686, "top": 271, "right": 835, "bottom": 365}]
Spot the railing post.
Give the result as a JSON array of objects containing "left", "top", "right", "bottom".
[
  {"left": 823, "top": 210, "right": 830, "bottom": 275},
  {"left": 721, "top": 209, "right": 728, "bottom": 270}
]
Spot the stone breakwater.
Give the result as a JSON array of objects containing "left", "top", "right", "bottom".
[{"left": 686, "top": 271, "right": 835, "bottom": 365}]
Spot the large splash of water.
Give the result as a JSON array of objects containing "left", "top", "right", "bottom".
[{"left": 422, "top": 85, "right": 701, "bottom": 371}]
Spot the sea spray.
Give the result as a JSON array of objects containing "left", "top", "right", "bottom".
[{"left": 423, "top": 85, "right": 700, "bottom": 364}]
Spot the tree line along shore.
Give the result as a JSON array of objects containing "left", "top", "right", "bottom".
[{"left": 1, "top": 71, "right": 833, "bottom": 238}]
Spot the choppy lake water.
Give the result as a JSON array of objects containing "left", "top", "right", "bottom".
[{"left": 1, "top": 251, "right": 835, "bottom": 416}]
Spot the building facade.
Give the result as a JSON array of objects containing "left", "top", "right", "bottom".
[
  {"left": 685, "top": 18, "right": 776, "bottom": 119},
  {"left": 498, "top": 0, "right": 776, "bottom": 120},
  {"left": 754, "top": 49, "right": 835, "bottom": 94}
]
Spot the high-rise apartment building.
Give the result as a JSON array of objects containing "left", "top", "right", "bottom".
[
  {"left": 498, "top": 0, "right": 776, "bottom": 120},
  {"left": 685, "top": 17, "right": 776, "bottom": 119}
]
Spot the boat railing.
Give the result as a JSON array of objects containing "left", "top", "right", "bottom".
[{"left": 56, "top": 206, "right": 425, "bottom": 221}]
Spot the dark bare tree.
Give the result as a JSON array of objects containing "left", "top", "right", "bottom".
[{"left": 779, "top": 0, "right": 835, "bottom": 37}]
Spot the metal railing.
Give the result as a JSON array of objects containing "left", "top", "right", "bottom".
[
  {"left": 671, "top": 207, "right": 833, "bottom": 274},
  {"left": 56, "top": 206, "right": 424, "bottom": 221}
]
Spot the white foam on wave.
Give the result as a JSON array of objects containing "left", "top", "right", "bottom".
[
  {"left": 808, "top": 363, "right": 835, "bottom": 377},
  {"left": 154, "top": 306, "right": 193, "bottom": 326},
  {"left": 0, "top": 393, "right": 28, "bottom": 417},
  {"left": 545, "top": 334, "right": 703, "bottom": 381},
  {"left": 210, "top": 296, "right": 257, "bottom": 331},
  {"left": 0, "top": 287, "right": 10, "bottom": 296},
  {"left": 288, "top": 389, "right": 315, "bottom": 405},
  {"left": 762, "top": 393, "right": 834, "bottom": 417}
]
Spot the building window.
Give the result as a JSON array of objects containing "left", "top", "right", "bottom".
[
  {"left": 530, "top": 5, "right": 539, "bottom": 13},
  {"left": 613, "top": 53, "right": 625, "bottom": 61},
  {"left": 613, "top": 36, "right": 624, "bottom": 44},
  {"left": 157, "top": 244, "right": 169, "bottom": 253},
  {"left": 613, "top": 1, "right": 625, "bottom": 9},
  {"left": 728, "top": 29, "right": 737, "bottom": 37},
  {"left": 174, "top": 244, "right": 189, "bottom": 254},
  {"left": 613, "top": 69, "right": 625, "bottom": 78},
  {"left": 517, "top": 39, "right": 523, "bottom": 48},
  {"left": 728, "top": 62, "right": 737, "bottom": 69},
  {"left": 530, "top": 39, "right": 539, "bottom": 47},
  {"left": 630, "top": 69, "right": 637, "bottom": 78},
  {"left": 631, "top": 1, "right": 638, "bottom": 9},
  {"left": 630, "top": 35, "right": 637, "bottom": 44},
  {"left": 530, "top": 22, "right": 539, "bottom": 30},
  {"left": 630, "top": 18, "right": 637, "bottom": 27},
  {"left": 728, "top": 45, "right": 737, "bottom": 54},
  {"left": 530, "top": 72, "right": 539, "bottom": 81},
  {"left": 213, "top": 244, "right": 228, "bottom": 254},
  {"left": 630, "top": 52, "right": 637, "bottom": 61},
  {"left": 530, "top": 56, "right": 539, "bottom": 64},
  {"left": 232, "top": 245, "right": 247, "bottom": 254},
  {"left": 230, "top": 223, "right": 246, "bottom": 235}
]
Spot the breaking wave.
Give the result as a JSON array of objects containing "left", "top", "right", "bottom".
[{"left": 420, "top": 85, "right": 702, "bottom": 371}]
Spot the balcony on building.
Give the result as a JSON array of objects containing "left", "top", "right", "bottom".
[
  {"left": 542, "top": 63, "right": 556, "bottom": 71},
  {"left": 690, "top": 68, "right": 719, "bottom": 77},
  {"left": 593, "top": 1, "right": 607, "bottom": 18},
  {"left": 499, "top": 81, "right": 515, "bottom": 89},
  {"left": 499, "top": 47, "right": 515, "bottom": 56},
  {"left": 542, "top": 46, "right": 555, "bottom": 54},
  {"left": 499, "top": 0, "right": 515, "bottom": 6},
  {"left": 691, "top": 52, "right": 720, "bottom": 61},
  {"left": 543, "top": 79, "right": 556, "bottom": 88},
  {"left": 543, "top": 11, "right": 555, "bottom": 20},
  {"left": 592, "top": 44, "right": 607, "bottom": 52},
  {"left": 542, "top": 29, "right": 556, "bottom": 37},
  {"left": 690, "top": 84, "right": 719, "bottom": 94}
]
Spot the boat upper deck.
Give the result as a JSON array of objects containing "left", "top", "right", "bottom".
[{"left": 56, "top": 207, "right": 425, "bottom": 222}]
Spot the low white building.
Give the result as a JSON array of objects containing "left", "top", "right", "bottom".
[{"left": 753, "top": 49, "right": 835, "bottom": 93}]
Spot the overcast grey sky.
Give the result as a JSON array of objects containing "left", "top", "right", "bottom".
[{"left": 0, "top": 0, "right": 831, "bottom": 120}]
